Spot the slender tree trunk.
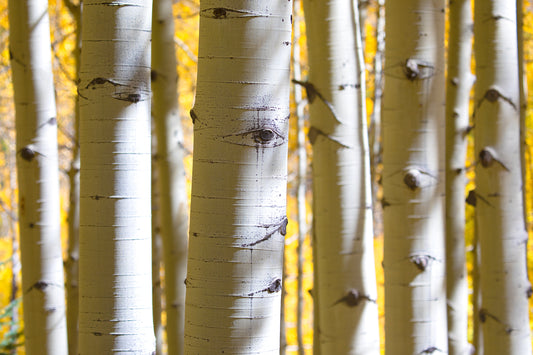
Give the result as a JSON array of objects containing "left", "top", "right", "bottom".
[
  {"left": 78, "top": 1, "right": 155, "bottom": 353},
  {"left": 184, "top": 1, "right": 292, "bottom": 353},
  {"left": 151, "top": 147, "right": 164, "bottom": 355},
  {"left": 152, "top": 0, "right": 189, "bottom": 354},
  {"left": 302, "top": 0, "right": 379, "bottom": 353},
  {"left": 63, "top": 2, "right": 82, "bottom": 354},
  {"left": 445, "top": 1, "right": 474, "bottom": 354},
  {"left": 8, "top": 0, "right": 68, "bottom": 353},
  {"left": 8, "top": 153, "right": 21, "bottom": 354},
  {"left": 292, "top": 1, "right": 306, "bottom": 354},
  {"left": 382, "top": 0, "right": 447, "bottom": 353},
  {"left": 369, "top": 0, "right": 384, "bottom": 238},
  {"left": 473, "top": 1, "right": 532, "bottom": 353}
]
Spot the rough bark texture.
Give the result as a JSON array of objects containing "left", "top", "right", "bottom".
[
  {"left": 184, "top": 1, "right": 292, "bottom": 353},
  {"left": 8, "top": 0, "right": 68, "bottom": 353},
  {"left": 473, "top": 1, "right": 532, "bottom": 354},
  {"left": 382, "top": 0, "right": 447, "bottom": 353},
  {"left": 78, "top": 0, "right": 155, "bottom": 353},
  {"left": 302, "top": 0, "right": 379, "bottom": 353},
  {"left": 445, "top": 0, "right": 474, "bottom": 354},
  {"left": 152, "top": 0, "right": 189, "bottom": 353}
]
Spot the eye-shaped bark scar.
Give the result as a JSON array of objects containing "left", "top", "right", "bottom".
[
  {"left": 201, "top": 7, "right": 268, "bottom": 19},
  {"left": 221, "top": 126, "right": 285, "bottom": 148}
]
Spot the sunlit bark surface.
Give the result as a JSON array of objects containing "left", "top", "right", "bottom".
[
  {"left": 78, "top": 1, "right": 155, "bottom": 353},
  {"left": 184, "top": 1, "right": 292, "bottom": 353},
  {"left": 382, "top": 0, "right": 447, "bottom": 353},
  {"left": 474, "top": 1, "right": 532, "bottom": 354},
  {"left": 9, "top": 1, "right": 68, "bottom": 353}
]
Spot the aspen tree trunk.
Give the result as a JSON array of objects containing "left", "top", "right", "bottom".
[
  {"left": 63, "top": 2, "right": 82, "bottom": 354},
  {"left": 292, "top": 0, "right": 306, "bottom": 353},
  {"left": 151, "top": 153, "right": 163, "bottom": 355},
  {"left": 445, "top": 0, "right": 473, "bottom": 354},
  {"left": 382, "top": 0, "right": 447, "bottom": 353},
  {"left": 184, "top": 1, "right": 292, "bottom": 353},
  {"left": 8, "top": 1, "right": 68, "bottom": 354},
  {"left": 152, "top": 0, "right": 188, "bottom": 354},
  {"left": 302, "top": 0, "right": 379, "bottom": 353},
  {"left": 78, "top": 1, "right": 155, "bottom": 353},
  {"left": 473, "top": 1, "right": 532, "bottom": 353},
  {"left": 369, "top": 0, "right": 384, "bottom": 238}
]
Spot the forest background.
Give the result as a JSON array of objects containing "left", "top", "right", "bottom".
[{"left": 0, "top": 0, "right": 532, "bottom": 354}]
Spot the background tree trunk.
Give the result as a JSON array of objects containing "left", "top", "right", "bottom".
[
  {"left": 473, "top": 1, "right": 532, "bottom": 353},
  {"left": 302, "top": 0, "right": 379, "bottom": 353},
  {"left": 78, "top": 0, "right": 155, "bottom": 353},
  {"left": 445, "top": 0, "right": 474, "bottom": 354},
  {"left": 184, "top": 1, "right": 292, "bottom": 353},
  {"left": 152, "top": 0, "right": 189, "bottom": 353},
  {"left": 8, "top": 0, "right": 68, "bottom": 353},
  {"left": 63, "top": 2, "right": 82, "bottom": 354},
  {"left": 382, "top": 0, "right": 447, "bottom": 353}
]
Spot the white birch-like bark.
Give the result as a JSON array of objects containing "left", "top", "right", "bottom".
[
  {"left": 473, "top": 1, "right": 532, "bottom": 353},
  {"left": 151, "top": 150, "right": 163, "bottom": 355},
  {"left": 382, "top": 0, "right": 447, "bottom": 353},
  {"left": 8, "top": 1, "right": 68, "bottom": 353},
  {"left": 445, "top": 1, "right": 473, "bottom": 354},
  {"left": 152, "top": 0, "right": 188, "bottom": 354},
  {"left": 78, "top": 1, "right": 155, "bottom": 353},
  {"left": 302, "top": 0, "right": 379, "bottom": 353},
  {"left": 184, "top": 1, "right": 292, "bottom": 353}
]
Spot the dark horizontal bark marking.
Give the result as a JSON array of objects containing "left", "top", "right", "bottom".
[
  {"left": 332, "top": 288, "right": 375, "bottom": 307},
  {"left": 241, "top": 217, "right": 288, "bottom": 247},
  {"left": 247, "top": 278, "right": 282, "bottom": 296},
  {"left": 292, "top": 79, "right": 342, "bottom": 124},
  {"left": 403, "top": 58, "right": 435, "bottom": 80},
  {"left": 201, "top": 7, "right": 267, "bottom": 19},
  {"left": 308, "top": 126, "right": 349, "bottom": 148}
]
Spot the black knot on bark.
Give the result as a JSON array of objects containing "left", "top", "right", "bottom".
[
  {"left": 404, "top": 169, "right": 421, "bottom": 190},
  {"left": 268, "top": 278, "right": 282, "bottom": 293},
  {"left": 485, "top": 88, "right": 500, "bottom": 102},
  {"left": 19, "top": 146, "right": 36, "bottom": 162},
  {"left": 344, "top": 289, "right": 362, "bottom": 307},
  {"left": 479, "top": 148, "right": 495, "bottom": 168},
  {"left": 465, "top": 190, "right": 477, "bottom": 206},
  {"left": 258, "top": 129, "right": 275, "bottom": 142},
  {"left": 404, "top": 59, "right": 420, "bottom": 80},
  {"left": 410, "top": 255, "right": 429, "bottom": 271},
  {"left": 213, "top": 8, "right": 227, "bottom": 18}
]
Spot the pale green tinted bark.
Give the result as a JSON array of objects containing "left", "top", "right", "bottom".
[
  {"left": 445, "top": 0, "right": 473, "bottom": 354},
  {"left": 302, "top": 0, "right": 379, "bottom": 353},
  {"left": 152, "top": 0, "right": 188, "bottom": 354},
  {"left": 8, "top": 0, "right": 68, "bottom": 353},
  {"left": 184, "top": 1, "right": 292, "bottom": 353},
  {"left": 382, "top": 0, "right": 447, "bottom": 353},
  {"left": 473, "top": 1, "right": 532, "bottom": 354},
  {"left": 78, "top": 1, "right": 155, "bottom": 353}
]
